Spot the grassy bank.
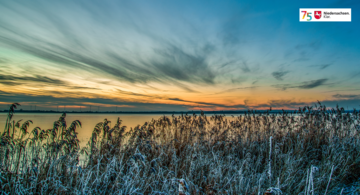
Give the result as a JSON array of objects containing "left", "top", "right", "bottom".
[{"left": 1, "top": 103, "right": 360, "bottom": 194}]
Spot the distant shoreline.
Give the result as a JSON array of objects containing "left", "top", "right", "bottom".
[{"left": 0, "top": 110, "right": 355, "bottom": 114}]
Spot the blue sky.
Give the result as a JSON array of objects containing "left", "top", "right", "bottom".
[{"left": 0, "top": 0, "right": 359, "bottom": 111}]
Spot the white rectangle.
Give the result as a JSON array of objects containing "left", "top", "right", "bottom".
[{"left": 299, "top": 8, "right": 351, "bottom": 22}]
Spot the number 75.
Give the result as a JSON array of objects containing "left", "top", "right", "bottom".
[{"left": 301, "top": 11, "right": 312, "bottom": 21}]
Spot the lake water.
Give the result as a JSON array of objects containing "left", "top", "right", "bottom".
[{"left": 0, "top": 113, "right": 171, "bottom": 147}]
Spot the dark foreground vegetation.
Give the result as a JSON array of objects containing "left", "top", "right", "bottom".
[{"left": 1, "top": 103, "right": 360, "bottom": 194}]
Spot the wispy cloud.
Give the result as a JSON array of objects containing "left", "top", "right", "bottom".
[
  {"left": 273, "top": 79, "right": 328, "bottom": 90},
  {"left": 0, "top": 36, "right": 86, "bottom": 69},
  {"left": 0, "top": 20, "right": 217, "bottom": 90},
  {"left": 117, "top": 89, "right": 249, "bottom": 108},
  {"left": 214, "top": 86, "right": 258, "bottom": 94},
  {"left": 149, "top": 44, "right": 216, "bottom": 84},
  {"left": 309, "top": 63, "right": 332, "bottom": 70},
  {"left": 0, "top": 0, "right": 274, "bottom": 91},
  {"left": 0, "top": 57, "right": 9, "bottom": 63},
  {"left": 0, "top": 73, "right": 66, "bottom": 86},
  {"left": 287, "top": 40, "right": 323, "bottom": 62},
  {"left": 297, "top": 79, "right": 328, "bottom": 89},
  {"left": 0, "top": 90, "right": 189, "bottom": 111},
  {"left": 259, "top": 99, "right": 308, "bottom": 108},
  {"left": 333, "top": 94, "right": 360, "bottom": 99},
  {"left": 295, "top": 40, "right": 322, "bottom": 51},
  {"left": 272, "top": 71, "right": 289, "bottom": 81},
  {"left": 319, "top": 64, "right": 331, "bottom": 70},
  {"left": 167, "top": 97, "right": 248, "bottom": 109}
]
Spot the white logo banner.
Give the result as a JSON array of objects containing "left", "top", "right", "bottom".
[{"left": 299, "top": 8, "right": 351, "bottom": 22}]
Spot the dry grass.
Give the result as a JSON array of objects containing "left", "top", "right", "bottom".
[{"left": 1, "top": 103, "right": 360, "bottom": 194}]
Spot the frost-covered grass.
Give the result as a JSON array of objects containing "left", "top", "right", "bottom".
[{"left": 1, "top": 103, "right": 360, "bottom": 194}]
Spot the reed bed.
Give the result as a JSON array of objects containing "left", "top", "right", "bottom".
[{"left": 1, "top": 103, "right": 360, "bottom": 194}]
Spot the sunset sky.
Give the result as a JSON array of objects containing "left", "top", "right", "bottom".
[{"left": 0, "top": 0, "right": 360, "bottom": 111}]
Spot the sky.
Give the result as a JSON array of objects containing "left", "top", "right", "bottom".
[{"left": 0, "top": 0, "right": 360, "bottom": 111}]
